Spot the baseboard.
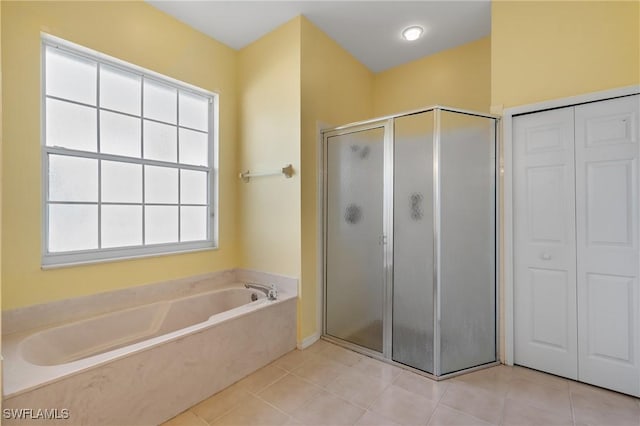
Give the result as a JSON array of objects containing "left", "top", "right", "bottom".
[{"left": 297, "top": 331, "right": 321, "bottom": 350}]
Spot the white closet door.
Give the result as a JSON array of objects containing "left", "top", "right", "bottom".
[
  {"left": 514, "top": 107, "right": 578, "bottom": 379},
  {"left": 575, "top": 95, "right": 640, "bottom": 396}
]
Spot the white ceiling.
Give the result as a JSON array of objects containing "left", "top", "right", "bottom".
[{"left": 146, "top": 0, "right": 491, "bottom": 73}]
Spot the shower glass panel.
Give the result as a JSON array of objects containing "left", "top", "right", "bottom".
[
  {"left": 392, "top": 112, "right": 434, "bottom": 373},
  {"left": 323, "top": 106, "right": 498, "bottom": 378},
  {"left": 325, "top": 126, "right": 385, "bottom": 352},
  {"left": 439, "top": 111, "right": 496, "bottom": 374}
]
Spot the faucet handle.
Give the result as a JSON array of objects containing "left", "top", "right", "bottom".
[{"left": 268, "top": 284, "right": 278, "bottom": 300}]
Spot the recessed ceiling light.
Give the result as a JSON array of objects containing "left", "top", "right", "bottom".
[{"left": 402, "top": 26, "right": 424, "bottom": 42}]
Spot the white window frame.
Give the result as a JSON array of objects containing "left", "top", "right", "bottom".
[{"left": 41, "top": 34, "right": 219, "bottom": 268}]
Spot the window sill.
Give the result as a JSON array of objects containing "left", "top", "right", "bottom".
[{"left": 41, "top": 245, "right": 219, "bottom": 270}]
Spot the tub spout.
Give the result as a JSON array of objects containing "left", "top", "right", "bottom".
[{"left": 244, "top": 282, "right": 278, "bottom": 301}]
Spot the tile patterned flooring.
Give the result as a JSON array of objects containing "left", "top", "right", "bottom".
[{"left": 163, "top": 340, "right": 640, "bottom": 426}]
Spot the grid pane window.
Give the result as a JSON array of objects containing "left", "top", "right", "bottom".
[
  {"left": 100, "top": 64, "right": 141, "bottom": 116},
  {"left": 100, "top": 111, "right": 141, "bottom": 158},
  {"left": 43, "top": 39, "right": 215, "bottom": 266}
]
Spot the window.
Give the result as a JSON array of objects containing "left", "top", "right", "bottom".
[{"left": 42, "top": 36, "right": 218, "bottom": 267}]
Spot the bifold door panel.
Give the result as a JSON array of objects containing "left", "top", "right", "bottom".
[
  {"left": 514, "top": 107, "right": 578, "bottom": 380},
  {"left": 575, "top": 97, "right": 639, "bottom": 396},
  {"left": 513, "top": 94, "right": 640, "bottom": 397}
]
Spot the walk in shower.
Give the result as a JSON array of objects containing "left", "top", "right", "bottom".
[{"left": 322, "top": 106, "right": 498, "bottom": 377}]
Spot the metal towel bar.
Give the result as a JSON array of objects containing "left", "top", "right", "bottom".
[{"left": 239, "top": 164, "right": 294, "bottom": 182}]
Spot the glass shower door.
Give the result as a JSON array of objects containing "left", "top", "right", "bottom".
[
  {"left": 439, "top": 111, "right": 496, "bottom": 374},
  {"left": 325, "top": 126, "right": 386, "bottom": 352},
  {"left": 392, "top": 111, "right": 435, "bottom": 373}
]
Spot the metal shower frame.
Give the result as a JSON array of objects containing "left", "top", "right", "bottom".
[{"left": 320, "top": 105, "right": 501, "bottom": 380}]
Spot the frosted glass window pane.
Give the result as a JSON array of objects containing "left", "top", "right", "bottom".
[
  {"left": 145, "top": 166, "right": 178, "bottom": 204},
  {"left": 46, "top": 99, "right": 97, "bottom": 152},
  {"left": 180, "top": 170, "right": 207, "bottom": 204},
  {"left": 49, "top": 155, "right": 98, "bottom": 202},
  {"left": 144, "top": 120, "right": 177, "bottom": 162},
  {"left": 145, "top": 206, "right": 178, "bottom": 244},
  {"left": 179, "top": 91, "right": 208, "bottom": 131},
  {"left": 181, "top": 206, "right": 207, "bottom": 242},
  {"left": 100, "top": 111, "right": 141, "bottom": 157},
  {"left": 143, "top": 79, "right": 176, "bottom": 124},
  {"left": 48, "top": 204, "right": 98, "bottom": 252},
  {"left": 100, "top": 64, "right": 141, "bottom": 115},
  {"left": 46, "top": 46, "right": 96, "bottom": 105},
  {"left": 179, "top": 128, "right": 208, "bottom": 166},
  {"left": 102, "top": 161, "right": 142, "bottom": 203},
  {"left": 101, "top": 205, "right": 142, "bottom": 248}
]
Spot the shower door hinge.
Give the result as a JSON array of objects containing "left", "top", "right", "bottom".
[{"left": 379, "top": 235, "right": 388, "bottom": 245}]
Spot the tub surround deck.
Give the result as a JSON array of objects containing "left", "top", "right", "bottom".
[{"left": 2, "top": 269, "right": 298, "bottom": 425}]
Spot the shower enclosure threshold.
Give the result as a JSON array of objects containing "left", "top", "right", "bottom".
[{"left": 320, "top": 335, "right": 500, "bottom": 381}]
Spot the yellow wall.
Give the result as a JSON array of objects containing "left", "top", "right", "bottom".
[
  {"left": 374, "top": 37, "right": 491, "bottom": 116},
  {"left": 238, "top": 17, "right": 301, "bottom": 279},
  {"left": 1, "top": 1, "right": 239, "bottom": 310},
  {"left": 1, "top": 1, "right": 3, "bottom": 399},
  {"left": 299, "top": 17, "right": 374, "bottom": 340},
  {"left": 491, "top": 0, "right": 640, "bottom": 111}
]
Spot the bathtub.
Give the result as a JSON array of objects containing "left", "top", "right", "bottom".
[{"left": 2, "top": 272, "right": 297, "bottom": 425}]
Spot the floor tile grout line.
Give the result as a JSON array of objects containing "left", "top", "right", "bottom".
[
  {"left": 250, "top": 390, "right": 301, "bottom": 422},
  {"left": 196, "top": 374, "right": 281, "bottom": 426},
  {"left": 187, "top": 409, "right": 211, "bottom": 426},
  {"left": 434, "top": 403, "right": 500, "bottom": 426},
  {"left": 243, "top": 366, "right": 289, "bottom": 396},
  {"left": 568, "top": 386, "right": 577, "bottom": 426},
  {"left": 286, "top": 363, "right": 397, "bottom": 417},
  {"left": 252, "top": 373, "right": 325, "bottom": 416},
  {"left": 428, "top": 381, "right": 452, "bottom": 426}
]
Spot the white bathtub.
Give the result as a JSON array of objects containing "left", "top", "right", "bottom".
[{"left": 2, "top": 272, "right": 297, "bottom": 425}]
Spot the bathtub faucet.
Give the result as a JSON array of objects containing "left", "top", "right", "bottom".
[{"left": 244, "top": 282, "right": 278, "bottom": 301}]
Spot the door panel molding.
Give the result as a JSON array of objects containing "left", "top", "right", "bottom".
[
  {"left": 505, "top": 86, "right": 640, "bottom": 397},
  {"left": 504, "top": 85, "right": 640, "bottom": 367}
]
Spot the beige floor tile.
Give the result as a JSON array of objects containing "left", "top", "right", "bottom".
[
  {"left": 369, "top": 384, "right": 437, "bottom": 425},
  {"left": 506, "top": 377, "right": 572, "bottom": 418},
  {"left": 283, "top": 416, "right": 304, "bottom": 425},
  {"left": 162, "top": 410, "right": 209, "bottom": 426},
  {"left": 511, "top": 366, "right": 569, "bottom": 390},
  {"left": 180, "top": 343, "right": 640, "bottom": 426},
  {"left": 352, "top": 356, "right": 403, "bottom": 384},
  {"left": 302, "top": 339, "right": 333, "bottom": 355},
  {"left": 572, "top": 389, "right": 640, "bottom": 426},
  {"left": 502, "top": 397, "right": 572, "bottom": 426},
  {"left": 452, "top": 367, "right": 511, "bottom": 396},
  {"left": 212, "top": 395, "right": 289, "bottom": 426},
  {"left": 394, "top": 371, "right": 449, "bottom": 402},
  {"left": 236, "top": 364, "right": 288, "bottom": 394},
  {"left": 320, "top": 343, "right": 365, "bottom": 366},
  {"left": 355, "top": 410, "right": 401, "bottom": 426},
  {"left": 427, "top": 405, "right": 494, "bottom": 426},
  {"left": 325, "top": 368, "right": 390, "bottom": 409},
  {"left": 272, "top": 349, "right": 314, "bottom": 372},
  {"left": 258, "top": 373, "right": 323, "bottom": 414},
  {"left": 439, "top": 382, "right": 504, "bottom": 425},
  {"left": 570, "top": 380, "right": 640, "bottom": 410},
  {"left": 485, "top": 364, "right": 515, "bottom": 378},
  {"left": 291, "top": 389, "right": 366, "bottom": 425},
  {"left": 191, "top": 383, "right": 251, "bottom": 422},
  {"left": 292, "top": 355, "right": 348, "bottom": 387}
]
